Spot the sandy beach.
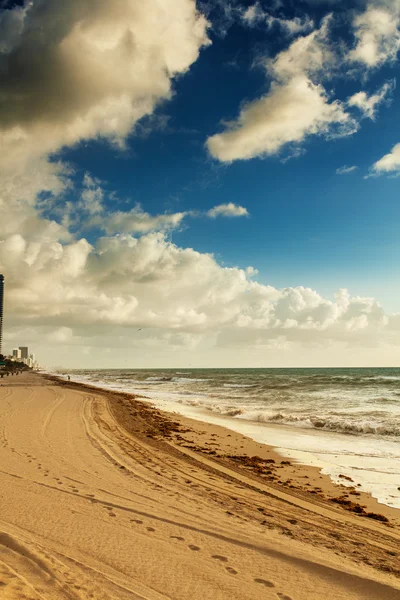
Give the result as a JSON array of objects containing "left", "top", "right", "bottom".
[{"left": 0, "top": 372, "right": 399, "bottom": 600}]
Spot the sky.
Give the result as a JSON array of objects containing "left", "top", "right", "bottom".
[{"left": 1, "top": 0, "right": 400, "bottom": 368}]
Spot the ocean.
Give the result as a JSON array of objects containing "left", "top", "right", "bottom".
[{"left": 55, "top": 367, "right": 400, "bottom": 509}]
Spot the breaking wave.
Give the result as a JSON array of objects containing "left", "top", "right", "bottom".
[
  {"left": 233, "top": 410, "right": 400, "bottom": 437},
  {"left": 223, "top": 384, "right": 255, "bottom": 388},
  {"left": 60, "top": 366, "right": 400, "bottom": 441}
]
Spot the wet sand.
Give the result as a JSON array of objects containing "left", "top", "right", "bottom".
[{"left": 0, "top": 371, "right": 399, "bottom": 599}]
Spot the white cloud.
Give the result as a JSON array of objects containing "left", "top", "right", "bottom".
[
  {"left": 349, "top": 6, "right": 400, "bottom": 67},
  {"left": 207, "top": 203, "right": 249, "bottom": 218},
  {"left": 286, "top": 16, "right": 314, "bottom": 35},
  {"left": 79, "top": 175, "right": 105, "bottom": 215},
  {"left": 0, "top": 1, "right": 399, "bottom": 367},
  {"left": 0, "top": 218, "right": 391, "bottom": 341},
  {"left": 1, "top": 189, "right": 398, "bottom": 366},
  {"left": 336, "top": 165, "right": 358, "bottom": 174},
  {"left": 207, "top": 77, "right": 355, "bottom": 162},
  {"left": 348, "top": 81, "right": 394, "bottom": 118},
  {"left": 242, "top": 3, "right": 265, "bottom": 25},
  {"left": 0, "top": 0, "right": 209, "bottom": 169},
  {"left": 59, "top": 178, "right": 250, "bottom": 233},
  {"left": 102, "top": 208, "right": 188, "bottom": 235},
  {"left": 207, "top": 22, "right": 357, "bottom": 162},
  {"left": 265, "top": 15, "right": 314, "bottom": 36},
  {"left": 371, "top": 142, "right": 400, "bottom": 173},
  {"left": 242, "top": 3, "right": 313, "bottom": 35},
  {"left": 208, "top": 2, "right": 400, "bottom": 164}
]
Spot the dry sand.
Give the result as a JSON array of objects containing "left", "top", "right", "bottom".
[{"left": 0, "top": 372, "right": 399, "bottom": 600}]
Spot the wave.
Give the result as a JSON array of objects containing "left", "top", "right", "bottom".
[
  {"left": 223, "top": 384, "right": 255, "bottom": 389},
  {"left": 169, "top": 393, "right": 400, "bottom": 437},
  {"left": 220, "top": 408, "right": 244, "bottom": 417},
  {"left": 61, "top": 368, "right": 400, "bottom": 440},
  {"left": 285, "top": 375, "right": 400, "bottom": 388},
  {"left": 172, "top": 377, "right": 208, "bottom": 383},
  {"left": 236, "top": 411, "right": 400, "bottom": 437},
  {"left": 143, "top": 376, "right": 207, "bottom": 383}
]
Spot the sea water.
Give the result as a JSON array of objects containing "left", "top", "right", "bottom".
[{"left": 55, "top": 367, "right": 400, "bottom": 509}]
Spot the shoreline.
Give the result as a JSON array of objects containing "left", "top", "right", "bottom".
[
  {"left": 1, "top": 371, "right": 400, "bottom": 599},
  {"left": 50, "top": 369, "right": 400, "bottom": 511},
  {"left": 45, "top": 373, "right": 400, "bottom": 527}
]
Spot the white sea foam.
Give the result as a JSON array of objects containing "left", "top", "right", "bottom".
[
  {"left": 172, "top": 377, "right": 207, "bottom": 383},
  {"left": 223, "top": 384, "right": 255, "bottom": 388}
]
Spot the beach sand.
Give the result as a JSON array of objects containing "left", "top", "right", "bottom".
[{"left": 0, "top": 372, "right": 399, "bottom": 599}]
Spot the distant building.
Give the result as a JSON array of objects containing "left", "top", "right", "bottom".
[
  {"left": 19, "top": 346, "right": 29, "bottom": 360},
  {"left": 13, "top": 348, "right": 22, "bottom": 359},
  {"left": 0, "top": 275, "right": 3, "bottom": 355}
]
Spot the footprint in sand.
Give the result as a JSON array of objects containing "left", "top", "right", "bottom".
[
  {"left": 130, "top": 519, "right": 143, "bottom": 524},
  {"left": 226, "top": 567, "right": 237, "bottom": 575},
  {"left": 211, "top": 555, "right": 228, "bottom": 562},
  {"left": 277, "top": 594, "right": 293, "bottom": 600},
  {"left": 254, "top": 578, "right": 275, "bottom": 588},
  {"left": 146, "top": 527, "right": 155, "bottom": 532},
  {"left": 170, "top": 536, "right": 185, "bottom": 541},
  {"left": 188, "top": 544, "right": 200, "bottom": 551}
]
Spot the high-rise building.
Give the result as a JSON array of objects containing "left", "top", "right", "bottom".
[
  {"left": 19, "top": 346, "right": 29, "bottom": 360},
  {"left": 13, "top": 348, "right": 22, "bottom": 359},
  {"left": 0, "top": 275, "right": 4, "bottom": 356}
]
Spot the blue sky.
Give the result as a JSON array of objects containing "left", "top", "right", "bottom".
[
  {"left": 56, "top": 2, "right": 400, "bottom": 308},
  {"left": 1, "top": 0, "right": 400, "bottom": 366}
]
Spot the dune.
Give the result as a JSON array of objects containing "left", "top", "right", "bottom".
[{"left": 0, "top": 371, "right": 399, "bottom": 600}]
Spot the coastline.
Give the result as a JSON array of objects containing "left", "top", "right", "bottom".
[
  {"left": 1, "top": 371, "right": 400, "bottom": 599},
  {"left": 47, "top": 372, "right": 400, "bottom": 524},
  {"left": 45, "top": 373, "right": 400, "bottom": 531},
  {"left": 51, "top": 368, "right": 400, "bottom": 512}
]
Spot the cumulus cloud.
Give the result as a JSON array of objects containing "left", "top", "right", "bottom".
[
  {"left": 349, "top": 5, "right": 400, "bottom": 67},
  {"left": 348, "top": 81, "right": 394, "bottom": 118},
  {"left": 1, "top": 174, "right": 398, "bottom": 366},
  {"left": 58, "top": 177, "right": 251, "bottom": 234},
  {"left": 207, "top": 21, "right": 357, "bottom": 162},
  {"left": 371, "top": 142, "right": 400, "bottom": 173},
  {"left": 206, "top": 203, "right": 249, "bottom": 218},
  {"left": 0, "top": 0, "right": 399, "bottom": 367},
  {"left": 0, "top": 216, "right": 392, "bottom": 343},
  {"left": 0, "top": 0, "right": 209, "bottom": 169},
  {"left": 0, "top": 0, "right": 210, "bottom": 253},
  {"left": 336, "top": 165, "right": 358, "bottom": 174},
  {"left": 207, "top": 1, "right": 400, "bottom": 164}
]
